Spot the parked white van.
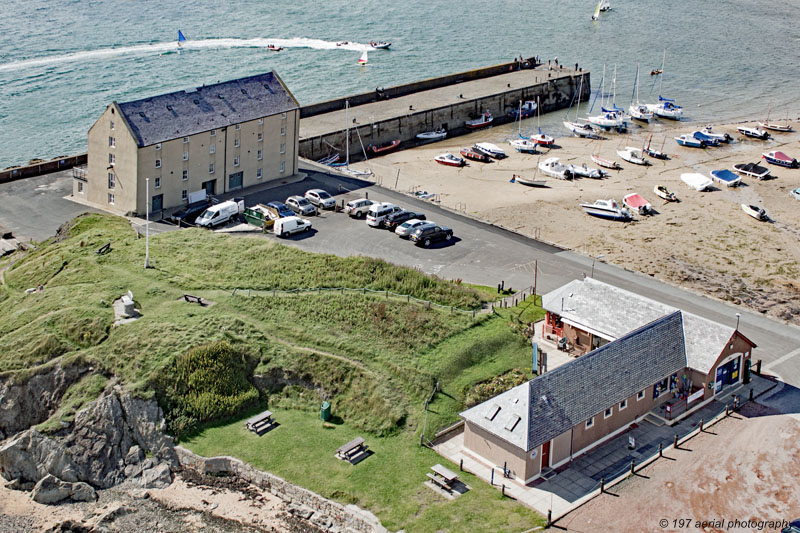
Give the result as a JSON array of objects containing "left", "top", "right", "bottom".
[
  {"left": 365, "top": 202, "right": 401, "bottom": 227},
  {"left": 274, "top": 216, "right": 312, "bottom": 237},
  {"left": 195, "top": 199, "right": 244, "bottom": 228}
]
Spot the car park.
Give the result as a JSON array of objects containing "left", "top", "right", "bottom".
[
  {"left": 344, "top": 198, "right": 374, "bottom": 218},
  {"left": 286, "top": 195, "right": 317, "bottom": 216},
  {"left": 168, "top": 199, "right": 211, "bottom": 226},
  {"left": 395, "top": 219, "right": 433, "bottom": 238},
  {"left": 383, "top": 209, "right": 426, "bottom": 230},
  {"left": 274, "top": 216, "right": 312, "bottom": 237},
  {"left": 365, "top": 202, "right": 402, "bottom": 227},
  {"left": 409, "top": 224, "right": 454, "bottom": 247},
  {"left": 266, "top": 201, "right": 295, "bottom": 219},
  {"left": 305, "top": 189, "right": 336, "bottom": 209}
]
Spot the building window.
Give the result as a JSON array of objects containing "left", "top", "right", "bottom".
[
  {"left": 281, "top": 112, "right": 287, "bottom": 119},
  {"left": 107, "top": 172, "right": 115, "bottom": 189},
  {"left": 257, "top": 132, "right": 263, "bottom": 141},
  {"left": 280, "top": 143, "right": 286, "bottom": 154},
  {"left": 234, "top": 155, "right": 240, "bottom": 167},
  {"left": 280, "top": 125, "right": 286, "bottom": 136},
  {"left": 210, "top": 144, "right": 215, "bottom": 154},
  {"left": 155, "top": 143, "right": 161, "bottom": 150},
  {"left": 209, "top": 163, "right": 215, "bottom": 174},
  {"left": 585, "top": 417, "right": 594, "bottom": 429},
  {"left": 256, "top": 168, "right": 262, "bottom": 179},
  {"left": 108, "top": 153, "right": 115, "bottom": 165},
  {"left": 181, "top": 189, "right": 188, "bottom": 201},
  {"left": 183, "top": 137, "right": 189, "bottom": 144},
  {"left": 77, "top": 182, "right": 84, "bottom": 193},
  {"left": 210, "top": 129, "right": 216, "bottom": 137},
  {"left": 637, "top": 390, "right": 645, "bottom": 401},
  {"left": 183, "top": 151, "right": 189, "bottom": 161},
  {"left": 604, "top": 407, "right": 613, "bottom": 419},
  {"left": 619, "top": 399, "right": 627, "bottom": 411},
  {"left": 110, "top": 120, "right": 114, "bottom": 130},
  {"left": 155, "top": 159, "right": 161, "bottom": 168},
  {"left": 280, "top": 161, "right": 285, "bottom": 173},
  {"left": 182, "top": 169, "right": 188, "bottom": 181},
  {"left": 234, "top": 138, "right": 240, "bottom": 147},
  {"left": 108, "top": 193, "right": 115, "bottom": 205},
  {"left": 109, "top": 136, "right": 115, "bottom": 148},
  {"left": 154, "top": 177, "right": 161, "bottom": 189},
  {"left": 235, "top": 124, "right": 241, "bottom": 130},
  {"left": 257, "top": 149, "right": 262, "bottom": 160},
  {"left": 258, "top": 118, "right": 263, "bottom": 125}
]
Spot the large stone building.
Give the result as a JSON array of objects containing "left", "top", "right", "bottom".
[{"left": 75, "top": 71, "right": 299, "bottom": 216}]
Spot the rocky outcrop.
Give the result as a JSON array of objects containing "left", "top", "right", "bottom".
[
  {"left": 30, "top": 474, "right": 96, "bottom": 504},
  {"left": 0, "top": 362, "right": 88, "bottom": 437},
  {"left": 0, "top": 429, "right": 80, "bottom": 484}
]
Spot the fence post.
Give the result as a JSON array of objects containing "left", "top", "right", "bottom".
[
  {"left": 273, "top": 289, "right": 276, "bottom": 297},
  {"left": 386, "top": 290, "right": 388, "bottom": 299},
  {"left": 673, "top": 434, "right": 678, "bottom": 449},
  {"left": 363, "top": 288, "right": 366, "bottom": 295},
  {"left": 451, "top": 306, "right": 454, "bottom": 313},
  {"left": 232, "top": 288, "right": 237, "bottom": 296},
  {"left": 658, "top": 442, "right": 663, "bottom": 457},
  {"left": 248, "top": 289, "right": 251, "bottom": 297},
  {"left": 318, "top": 287, "right": 321, "bottom": 295},
  {"left": 501, "top": 484, "right": 505, "bottom": 497},
  {"left": 473, "top": 309, "right": 476, "bottom": 318},
  {"left": 490, "top": 467, "right": 494, "bottom": 486},
  {"left": 547, "top": 510, "right": 552, "bottom": 527},
  {"left": 630, "top": 460, "right": 635, "bottom": 475},
  {"left": 600, "top": 476, "right": 605, "bottom": 493},
  {"left": 699, "top": 418, "right": 704, "bottom": 432},
  {"left": 749, "top": 388, "right": 753, "bottom": 402},
  {"left": 407, "top": 294, "right": 410, "bottom": 303}
]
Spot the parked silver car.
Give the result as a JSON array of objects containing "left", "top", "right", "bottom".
[
  {"left": 344, "top": 198, "right": 374, "bottom": 218},
  {"left": 286, "top": 195, "right": 317, "bottom": 216},
  {"left": 395, "top": 219, "right": 433, "bottom": 238},
  {"left": 305, "top": 189, "right": 336, "bottom": 209}
]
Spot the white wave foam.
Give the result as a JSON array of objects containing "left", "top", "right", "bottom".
[{"left": 0, "top": 38, "right": 372, "bottom": 73}]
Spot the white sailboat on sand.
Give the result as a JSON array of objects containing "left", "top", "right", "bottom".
[
  {"left": 629, "top": 64, "right": 653, "bottom": 121},
  {"left": 563, "top": 73, "right": 598, "bottom": 138},
  {"left": 759, "top": 103, "right": 792, "bottom": 132}
]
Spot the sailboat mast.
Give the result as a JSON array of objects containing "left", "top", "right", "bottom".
[
  {"left": 345, "top": 100, "right": 350, "bottom": 167},
  {"left": 612, "top": 65, "right": 617, "bottom": 108},
  {"left": 576, "top": 73, "right": 583, "bottom": 121},
  {"left": 659, "top": 49, "right": 665, "bottom": 97}
]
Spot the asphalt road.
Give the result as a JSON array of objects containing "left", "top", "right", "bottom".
[{"left": 2, "top": 166, "right": 799, "bottom": 387}]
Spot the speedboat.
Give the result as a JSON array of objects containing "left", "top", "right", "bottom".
[
  {"left": 416, "top": 129, "right": 447, "bottom": 142},
  {"left": 369, "top": 41, "right": 391, "bottom": 49},
  {"left": 580, "top": 199, "right": 632, "bottom": 221},
  {"left": 680, "top": 173, "right": 713, "bottom": 191},
  {"left": 762, "top": 150, "right": 798, "bottom": 168},
  {"left": 266, "top": 44, "right": 284, "bottom": 52},
  {"left": 465, "top": 112, "right": 493, "bottom": 129},
  {"left": 617, "top": 146, "right": 648, "bottom": 165},
  {"left": 737, "top": 126, "right": 770, "bottom": 140},
  {"left": 538, "top": 157, "right": 572, "bottom": 179},
  {"left": 622, "top": 193, "right": 652, "bottom": 215},
  {"left": 674, "top": 134, "right": 705, "bottom": 148},
  {"left": 653, "top": 185, "right": 678, "bottom": 202},
  {"left": 699, "top": 125, "right": 732, "bottom": 143},
  {"left": 648, "top": 96, "right": 683, "bottom": 120},
  {"left": 508, "top": 138, "right": 537, "bottom": 154},
  {"left": 591, "top": 154, "right": 621, "bottom": 170},
  {"left": 473, "top": 142, "right": 506, "bottom": 159},
  {"left": 568, "top": 163, "right": 606, "bottom": 179},
  {"left": 710, "top": 169, "right": 742, "bottom": 187},
  {"left": 367, "top": 139, "right": 401, "bottom": 154},
  {"left": 692, "top": 131, "right": 720, "bottom": 147},
  {"left": 460, "top": 147, "right": 490, "bottom": 162},
  {"left": 629, "top": 103, "right": 654, "bottom": 122},
  {"left": 508, "top": 101, "right": 538, "bottom": 120},
  {"left": 563, "top": 120, "right": 598, "bottom": 138},
  {"left": 733, "top": 162, "right": 770, "bottom": 180},
  {"left": 741, "top": 204, "right": 768, "bottom": 221},
  {"left": 434, "top": 153, "right": 465, "bottom": 167}
]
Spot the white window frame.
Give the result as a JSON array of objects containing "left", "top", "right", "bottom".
[
  {"left": 258, "top": 118, "right": 263, "bottom": 125},
  {"left": 234, "top": 155, "right": 240, "bottom": 167},
  {"left": 183, "top": 137, "right": 189, "bottom": 144},
  {"left": 280, "top": 161, "right": 285, "bottom": 173},
  {"left": 257, "top": 149, "right": 262, "bottom": 160},
  {"left": 107, "top": 172, "right": 115, "bottom": 189},
  {"left": 109, "top": 136, "right": 115, "bottom": 148},
  {"left": 108, "top": 193, "right": 115, "bottom": 205},
  {"left": 77, "top": 181, "right": 84, "bottom": 193},
  {"left": 182, "top": 169, "right": 188, "bottom": 181},
  {"left": 110, "top": 120, "right": 115, "bottom": 130},
  {"left": 210, "top": 129, "right": 216, "bottom": 137},
  {"left": 155, "top": 143, "right": 161, "bottom": 150},
  {"left": 155, "top": 159, "right": 161, "bottom": 168},
  {"left": 235, "top": 124, "right": 241, "bottom": 130},
  {"left": 280, "top": 125, "right": 286, "bottom": 136},
  {"left": 108, "top": 153, "right": 115, "bottom": 165},
  {"left": 619, "top": 399, "right": 627, "bottom": 411},
  {"left": 256, "top": 168, "right": 262, "bottom": 179},
  {"left": 209, "top": 163, "right": 215, "bottom": 174},
  {"left": 585, "top": 417, "right": 594, "bottom": 429},
  {"left": 637, "top": 389, "right": 645, "bottom": 401},
  {"left": 234, "top": 138, "right": 240, "bottom": 148},
  {"left": 281, "top": 112, "right": 287, "bottom": 119},
  {"left": 183, "top": 151, "right": 189, "bottom": 161},
  {"left": 604, "top": 407, "right": 613, "bottom": 419},
  {"left": 154, "top": 177, "right": 161, "bottom": 189},
  {"left": 181, "top": 189, "right": 188, "bottom": 201},
  {"left": 257, "top": 132, "right": 263, "bottom": 141},
  {"left": 210, "top": 144, "right": 215, "bottom": 154},
  {"left": 280, "top": 143, "right": 286, "bottom": 154}
]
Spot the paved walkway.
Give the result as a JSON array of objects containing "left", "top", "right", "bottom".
[{"left": 433, "top": 374, "right": 776, "bottom": 518}]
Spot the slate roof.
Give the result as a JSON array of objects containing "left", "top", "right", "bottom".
[
  {"left": 117, "top": 71, "right": 298, "bottom": 147},
  {"left": 541, "top": 278, "right": 745, "bottom": 374},
  {"left": 461, "top": 312, "right": 688, "bottom": 452}
]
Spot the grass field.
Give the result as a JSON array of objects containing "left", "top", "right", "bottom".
[{"left": 0, "top": 213, "right": 548, "bottom": 531}]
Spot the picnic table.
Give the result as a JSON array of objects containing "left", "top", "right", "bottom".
[
  {"left": 336, "top": 437, "right": 368, "bottom": 462},
  {"left": 427, "top": 463, "right": 459, "bottom": 490},
  {"left": 245, "top": 410, "right": 274, "bottom": 435}
]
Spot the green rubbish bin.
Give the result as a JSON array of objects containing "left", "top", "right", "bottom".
[{"left": 320, "top": 401, "right": 331, "bottom": 421}]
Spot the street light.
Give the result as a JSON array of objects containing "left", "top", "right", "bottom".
[
  {"left": 591, "top": 255, "right": 605, "bottom": 278},
  {"left": 144, "top": 178, "right": 150, "bottom": 269}
]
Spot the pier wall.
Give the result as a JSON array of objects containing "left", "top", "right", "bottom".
[
  {"left": 298, "top": 72, "right": 589, "bottom": 163},
  {"left": 0, "top": 154, "right": 87, "bottom": 184}
]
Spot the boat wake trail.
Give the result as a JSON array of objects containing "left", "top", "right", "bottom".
[{"left": 0, "top": 38, "right": 371, "bottom": 73}]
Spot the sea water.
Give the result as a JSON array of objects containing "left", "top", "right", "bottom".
[{"left": 1, "top": 0, "right": 798, "bottom": 168}]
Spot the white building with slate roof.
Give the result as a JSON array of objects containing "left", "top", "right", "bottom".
[
  {"left": 459, "top": 279, "right": 756, "bottom": 484},
  {"left": 76, "top": 71, "right": 299, "bottom": 215}
]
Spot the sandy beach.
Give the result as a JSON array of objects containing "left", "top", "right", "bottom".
[{"left": 352, "top": 115, "right": 800, "bottom": 322}]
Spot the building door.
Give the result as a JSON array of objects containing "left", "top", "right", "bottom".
[
  {"left": 228, "top": 171, "right": 243, "bottom": 191},
  {"left": 151, "top": 194, "right": 163, "bottom": 213},
  {"left": 541, "top": 440, "right": 551, "bottom": 470},
  {"left": 202, "top": 180, "right": 216, "bottom": 196}
]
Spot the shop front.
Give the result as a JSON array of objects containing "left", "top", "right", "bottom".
[{"left": 714, "top": 354, "right": 741, "bottom": 394}]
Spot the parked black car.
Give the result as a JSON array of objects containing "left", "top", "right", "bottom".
[
  {"left": 409, "top": 224, "right": 453, "bottom": 247},
  {"left": 168, "top": 199, "right": 211, "bottom": 226},
  {"left": 383, "top": 209, "right": 426, "bottom": 230}
]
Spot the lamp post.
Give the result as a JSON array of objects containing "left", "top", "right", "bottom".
[
  {"left": 591, "top": 254, "right": 605, "bottom": 278},
  {"left": 144, "top": 178, "right": 150, "bottom": 269}
]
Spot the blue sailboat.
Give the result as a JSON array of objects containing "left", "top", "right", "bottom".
[{"left": 178, "top": 30, "right": 187, "bottom": 47}]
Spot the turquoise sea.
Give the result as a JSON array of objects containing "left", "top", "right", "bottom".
[{"left": 1, "top": 0, "right": 798, "bottom": 168}]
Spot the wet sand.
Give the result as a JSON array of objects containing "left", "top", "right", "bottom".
[{"left": 351, "top": 116, "right": 800, "bottom": 321}]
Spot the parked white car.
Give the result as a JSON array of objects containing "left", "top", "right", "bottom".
[
  {"left": 286, "top": 195, "right": 317, "bottom": 216},
  {"left": 365, "top": 202, "right": 401, "bottom": 227},
  {"left": 395, "top": 219, "right": 433, "bottom": 238},
  {"left": 344, "top": 198, "right": 374, "bottom": 218},
  {"left": 305, "top": 189, "right": 336, "bottom": 209},
  {"left": 273, "top": 216, "right": 312, "bottom": 237}
]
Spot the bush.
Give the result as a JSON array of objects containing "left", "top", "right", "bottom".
[
  {"left": 155, "top": 341, "right": 259, "bottom": 438},
  {"left": 463, "top": 368, "right": 530, "bottom": 408}
]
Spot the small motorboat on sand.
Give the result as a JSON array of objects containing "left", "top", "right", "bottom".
[
  {"left": 675, "top": 134, "right": 705, "bottom": 148},
  {"left": 580, "top": 199, "right": 632, "bottom": 221},
  {"left": 465, "top": 112, "right": 493, "bottom": 129},
  {"left": 513, "top": 174, "right": 547, "bottom": 187},
  {"left": 617, "top": 146, "right": 648, "bottom": 165},
  {"left": 762, "top": 151, "right": 799, "bottom": 168},
  {"left": 737, "top": 126, "right": 770, "bottom": 140},
  {"left": 568, "top": 163, "right": 606, "bottom": 179},
  {"left": 367, "top": 139, "right": 401, "bottom": 154},
  {"left": 539, "top": 157, "right": 573, "bottom": 179},
  {"left": 460, "top": 147, "right": 490, "bottom": 162},
  {"left": 416, "top": 129, "right": 447, "bottom": 142},
  {"left": 564, "top": 120, "right": 598, "bottom": 138},
  {"left": 699, "top": 125, "right": 732, "bottom": 143},
  {"left": 473, "top": 142, "right": 506, "bottom": 159},
  {"left": 622, "top": 193, "right": 652, "bottom": 215},
  {"left": 653, "top": 185, "right": 678, "bottom": 202},
  {"left": 681, "top": 173, "right": 713, "bottom": 191},
  {"left": 509, "top": 138, "right": 537, "bottom": 154},
  {"left": 434, "top": 153, "right": 465, "bottom": 167},
  {"left": 524, "top": 131, "right": 555, "bottom": 146},
  {"left": 734, "top": 162, "right": 770, "bottom": 180},
  {"left": 741, "top": 204, "right": 768, "bottom": 221},
  {"left": 711, "top": 169, "right": 742, "bottom": 187},
  {"left": 692, "top": 131, "right": 720, "bottom": 147},
  {"left": 791, "top": 188, "right": 800, "bottom": 200},
  {"left": 591, "top": 154, "right": 621, "bottom": 170}
]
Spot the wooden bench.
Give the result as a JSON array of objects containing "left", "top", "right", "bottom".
[
  {"left": 336, "top": 437, "right": 368, "bottom": 461},
  {"left": 245, "top": 410, "right": 274, "bottom": 435},
  {"left": 96, "top": 243, "right": 111, "bottom": 255},
  {"left": 183, "top": 294, "right": 204, "bottom": 305}
]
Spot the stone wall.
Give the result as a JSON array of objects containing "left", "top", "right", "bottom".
[{"left": 175, "top": 446, "right": 388, "bottom": 533}]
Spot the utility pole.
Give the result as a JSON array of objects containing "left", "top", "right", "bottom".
[
  {"left": 144, "top": 177, "right": 150, "bottom": 269},
  {"left": 533, "top": 259, "right": 538, "bottom": 297}
]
